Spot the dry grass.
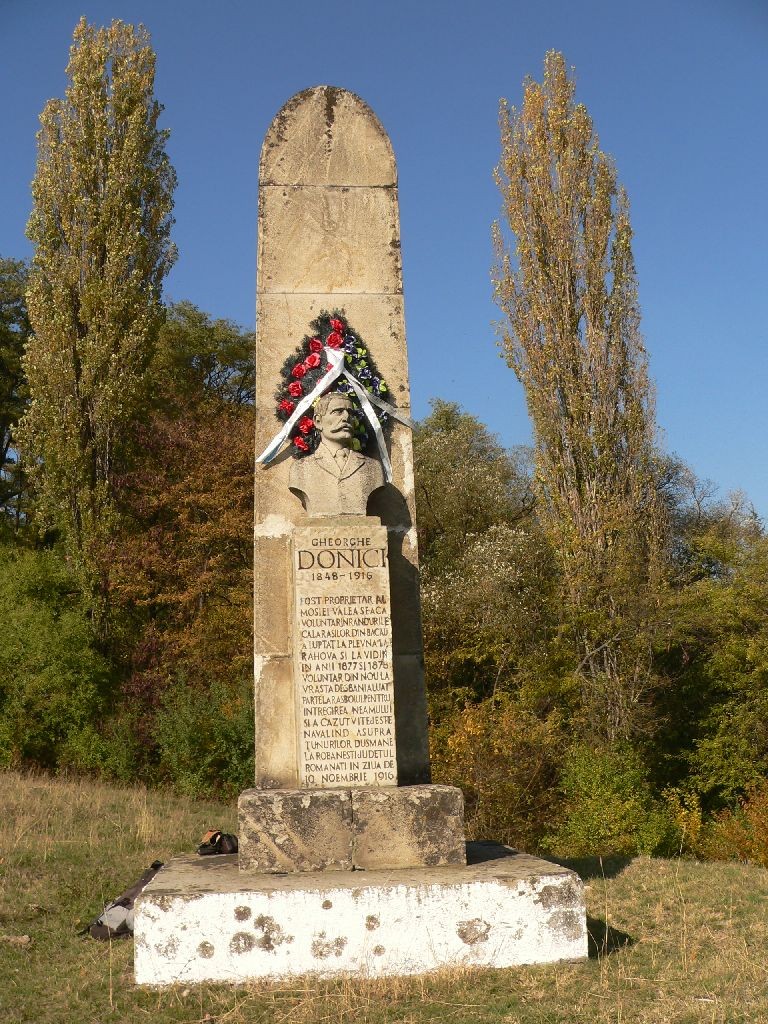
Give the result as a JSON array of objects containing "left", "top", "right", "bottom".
[{"left": 2, "top": 770, "right": 768, "bottom": 1023}]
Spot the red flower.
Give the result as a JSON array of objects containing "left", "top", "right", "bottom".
[
  {"left": 309, "top": 337, "right": 323, "bottom": 353},
  {"left": 293, "top": 435, "right": 309, "bottom": 452},
  {"left": 304, "top": 352, "right": 321, "bottom": 369},
  {"left": 279, "top": 399, "right": 295, "bottom": 414},
  {"left": 291, "top": 362, "right": 306, "bottom": 379},
  {"left": 298, "top": 415, "right": 314, "bottom": 435},
  {"left": 330, "top": 318, "right": 345, "bottom": 333},
  {"left": 288, "top": 380, "right": 303, "bottom": 397},
  {"left": 326, "top": 331, "right": 343, "bottom": 349}
]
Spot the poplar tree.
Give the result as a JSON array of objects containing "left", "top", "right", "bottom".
[
  {"left": 0, "top": 258, "right": 30, "bottom": 531},
  {"left": 19, "top": 18, "right": 176, "bottom": 608},
  {"left": 493, "top": 51, "right": 666, "bottom": 741}
]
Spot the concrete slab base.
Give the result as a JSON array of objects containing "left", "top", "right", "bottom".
[{"left": 134, "top": 842, "right": 587, "bottom": 985}]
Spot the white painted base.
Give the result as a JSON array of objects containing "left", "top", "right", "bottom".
[{"left": 134, "top": 843, "right": 587, "bottom": 985}]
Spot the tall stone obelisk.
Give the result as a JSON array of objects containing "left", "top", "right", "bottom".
[{"left": 252, "top": 87, "right": 429, "bottom": 791}]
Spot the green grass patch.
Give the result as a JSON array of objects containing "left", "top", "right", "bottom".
[{"left": 2, "top": 770, "right": 767, "bottom": 1023}]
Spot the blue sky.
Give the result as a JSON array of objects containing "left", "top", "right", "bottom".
[{"left": 3, "top": 0, "right": 767, "bottom": 515}]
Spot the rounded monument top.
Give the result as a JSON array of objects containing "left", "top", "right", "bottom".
[{"left": 260, "top": 86, "right": 397, "bottom": 188}]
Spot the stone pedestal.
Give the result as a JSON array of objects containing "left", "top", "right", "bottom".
[
  {"left": 238, "top": 785, "right": 466, "bottom": 872},
  {"left": 134, "top": 845, "right": 588, "bottom": 986},
  {"left": 238, "top": 788, "right": 353, "bottom": 872}
]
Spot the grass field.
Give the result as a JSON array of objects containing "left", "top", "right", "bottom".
[{"left": 2, "top": 770, "right": 767, "bottom": 1024}]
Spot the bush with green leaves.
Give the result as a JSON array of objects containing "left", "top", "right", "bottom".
[
  {"left": 0, "top": 543, "right": 113, "bottom": 768},
  {"left": 153, "top": 676, "right": 254, "bottom": 798},
  {"left": 544, "top": 742, "right": 679, "bottom": 857}
]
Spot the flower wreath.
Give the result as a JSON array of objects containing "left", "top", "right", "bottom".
[{"left": 274, "top": 311, "right": 391, "bottom": 457}]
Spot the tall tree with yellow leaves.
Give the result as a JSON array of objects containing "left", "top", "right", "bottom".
[
  {"left": 0, "top": 258, "right": 30, "bottom": 532},
  {"left": 493, "top": 51, "right": 667, "bottom": 741},
  {"left": 19, "top": 18, "right": 176, "bottom": 623}
]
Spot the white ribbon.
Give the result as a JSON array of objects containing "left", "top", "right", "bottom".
[{"left": 255, "top": 345, "right": 414, "bottom": 482}]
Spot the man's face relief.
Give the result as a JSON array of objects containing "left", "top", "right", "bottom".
[{"left": 317, "top": 396, "right": 355, "bottom": 444}]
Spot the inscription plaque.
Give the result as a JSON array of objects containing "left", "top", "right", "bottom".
[{"left": 293, "top": 521, "right": 397, "bottom": 788}]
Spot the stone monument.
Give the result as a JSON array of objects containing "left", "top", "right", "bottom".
[
  {"left": 134, "top": 86, "right": 587, "bottom": 985},
  {"left": 238, "top": 84, "right": 465, "bottom": 870}
]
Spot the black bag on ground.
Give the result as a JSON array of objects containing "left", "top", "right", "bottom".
[
  {"left": 88, "top": 860, "right": 163, "bottom": 940},
  {"left": 197, "top": 829, "right": 238, "bottom": 855}
]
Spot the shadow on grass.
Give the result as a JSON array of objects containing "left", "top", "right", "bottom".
[
  {"left": 465, "top": 844, "right": 633, "bottom": 881},
  {"left": 586, "top": 915, "right": 634, "bottom": 959},
  {"left": 551, "top": 855, "right": 633, "bottom": 880}
]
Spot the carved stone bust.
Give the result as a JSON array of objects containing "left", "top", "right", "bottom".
[{"left": 288, "top": 392, "right": 385, "bottom": 517}]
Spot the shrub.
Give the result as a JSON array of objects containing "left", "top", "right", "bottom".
[
  {"left": 0, "top": 545, "right": 113, "bottom": 768},
  {"left": 662, "top": 787, "right": 704, "bottom": 855},
  {"left": 431, "top": 693, "right": 564, "bottom": 850},
  {"left": 422, "top": 524, "right": 556, "bottom": 712},
  {"left": 698, "top": 782, "right": 768, "bottom": 867},
  {"left": 58, "top": 708, "right": 149, "bottom": 783},
  {"left": 153, "top": 676, "right": 254, "bottom": 798},
  {"left": 544, "top": 742, "right": 679, "bottom": 857}
]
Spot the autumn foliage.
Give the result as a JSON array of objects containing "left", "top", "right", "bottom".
[
  {"left": 493, "top": 51, "right": 667, "bottom": 743},
  {"left": 100, "top": 303, "right": 255, "bottom": 790},
  {"left": 4, "top": 27, "right": 768, "bottom": 862},
  {"left": 19, "top": 19, "right": 176, "bottom": 617}
]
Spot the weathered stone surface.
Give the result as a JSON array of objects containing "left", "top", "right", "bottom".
[
  {"left": 259, "top": 186, "right": 401, "bottom": 294},
  {"left": 238, "top": 788, "right": 352, "bottom": 872},
  {"left": 254, "top": 90, "right": 428, "bottom": 789},
  {"left": 253, "top": 534, "right": 292, "bottom": 656},
  {"left": 239, "top": 784, "right": 464, "bottom": 874},
  {"left": 260, "top": 86, "right": 396, "bottom": 188},
  {"left": 252, "top": 656, "right": 298, "bottom": 790},
  {"left": 134, "top": 846, "right": 588, "bottom": 985},
  {"left": 392, "top": 653, "right": 430, "bottom": 785},
  {"left": 351, "top": 785, "right": 466, "bottom": 869}
]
